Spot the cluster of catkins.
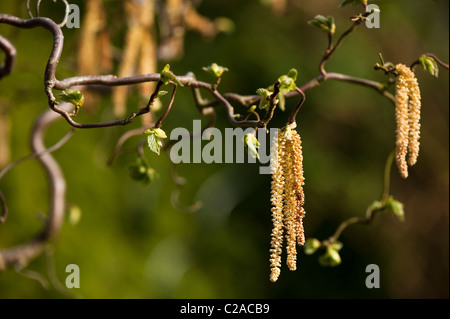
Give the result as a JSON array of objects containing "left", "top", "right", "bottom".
[
  {"left": 269, "top": 126, "right": 306, "bottom": 282},
  {"left": 268, "top": 64, "right": 422, "bottom": 282},
  {"left": 394, "top": 64, "right": 422, "bottom": 179}
]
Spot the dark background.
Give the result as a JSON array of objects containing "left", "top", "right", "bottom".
[{"left": 0, "top": 0, "right": 448, "bottom": 298}]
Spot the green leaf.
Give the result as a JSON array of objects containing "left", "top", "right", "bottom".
[
  {"left": 144, "top": 127, "right": 167, "bottom": 139},
  {"left": 278, "top": 68, "right": 298, "bottom": 94},
  {"left": 368, "top": 200, "right": 384, "bottom": 212},
  {"left": 145, "top": 128, "right": 167, "bottom": 155},
  {"left": 256, "top": 88, "right": 271, "bottom": 109},
  {"left": 243, "top": 133, "right": 260, "bottom": 159},
  {"left": 385, "top": 197, "right": 405, "bottom": 222},
  {"left": 248, "top": 105, "right": 257, "bottom": 113},
  {"left": 147, "top": 134, "right": 163, "bottom": 155},
  {"left": 278, "top": 75, "right": 297, "bottom": 93},
  {"left": 128, "top": 158, "right": 158, "bottom": 185},
  {"left": 56, "top": 89, "right": 84, "bottom": 108},
  {"left": 308, "top": 15, "right": 336, "bottom": 35},
  {"left": 419, "top": 55, "right": 439, "bottom": 77},
  {"left": 330, "top": 241, "right": 343, "bottom": 252},
  {"left": 318, "top": 246, "right": 342, "bottom": 267},
  {"left": 304, "top": 238, "right": 321, "bottom": 255},
  {"left": 157, "top": 90, "right": 168, "bottom": 98},
  {"left": 154, "top": 128, "right": 168, "bottom": 139},
  {"left": 339, "top": 0, "right": 367, "bottom": 8},
  {"left": 160, "top": 64, "right": 184, "bottom": 86},
  {"left": 202, "top": 63, "right": 229, "bottom": 78},
  {"left": 287, "top": 68, "right": 298, "bottom": 81}
]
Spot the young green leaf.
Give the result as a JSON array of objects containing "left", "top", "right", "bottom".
[
  {"left": 304, "top": 238, "right": 321, "bottom": 255},
  {"left": 318, "top": 246, "right": 342, "bottom": 267},
  {"left": 278, "top": 68, "right": 298, "bottom": 94},
  {"left": 385, "top": 197, "right": 405, "bottom": 222},
  {"left": 147, "top": 134, "right": 162, "bottom": 155},
  {"left": 243, "top": 133, "right": 260, "bottom": 159},
  {"left": 256, "top": 88, "right": 271, "bottom": 109},
  {"left": 153, "top": 128, "right": 168, "bottom": 139},
  {"left": 56, "top": 89, "right": 84, "bottom": 108},
  {"left": 128, "top": 157, "right": 158, "bottom": 185},
  {"left": 308, "top": 15, "right": 336, "bottom": 35},
  {"left": 157, "top": 90, "right": 169, "bottom": 98},
  {"left": 339, "top": 0, "right": 367, "bottom": 8},
  {"left": 144, "top": 127, "right": 167, "bottom": 155},
  {"left": 368, "top": 200, "right": 384, "bottom": 212},
  {"left": 202, "top": 63, "right": 229, "bottom": 78},
  {"left": 287, "top": 68, "right": 298, "bottom": 81},
  {"left": 419, "top": 55, "right": 439, "bottom": 77},
  {"left": 160, "top": 64, "right": 184, "bottom": 86},
  {"left": 248, "top": 105, "right": 257, "bottom": 113}
]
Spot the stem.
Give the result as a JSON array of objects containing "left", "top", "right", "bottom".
[
  {"left": 319, "top": 17, "right": 364, "bottom": 76},
  {"left": 382, "top": 150, "right": 395, "bottom": 202},
  {"left": 287, "top": 87, "right": 306, "bottom": 125},
  {"left": 326, "top": 150, "right": 395, "bottom": 244},
  {"left": 0, "top": 105, "right": 70, "bottom": 270},
  {"left": 155, "top": 83, "right": 177, "bottom": 128},
  {"left": 410, "top": 52, "right": 450, "bottom": 71},
  {"left": 261, "top": 81, "right": 280, "bottom": 126}
]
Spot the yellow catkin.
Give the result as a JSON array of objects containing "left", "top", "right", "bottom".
[
  {"left": 406, "top": 73, "right": 421, "bottom": 166},
  {"left": 290, "top": 131, "right": 306, "bottom": 246},
  {"left": 284, "top": 139, "right": 297, "bottom": 271},
  {"left": 395, "top": 64, "right": 411, "bottom": 178},
  {"left": 269, "top": 131, "right": 286, "bottom": 282},
  {"left": 269, "top": 127, "right": 307, "bottom": 281},
  {"left": 394, "top": 64, "right": 422, "bottom": 178}
]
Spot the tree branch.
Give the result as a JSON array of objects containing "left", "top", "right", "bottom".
[
  {"left": 0, "top": 35, "right": 16, "bottom": 79},
  {"left": 0, "top": 104, "right": 71, "bottom": 271}
]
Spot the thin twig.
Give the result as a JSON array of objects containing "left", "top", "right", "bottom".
[{"left": 155, "top": 83, "right": 177, "bottom": 128}]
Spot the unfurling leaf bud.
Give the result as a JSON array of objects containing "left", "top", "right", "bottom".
[
  {"left": 318, "top": 246, "right": 342, "bottom": 267},
  {"left": 308, "top": 15, "right": 336, "bottom": 35},
  {"left": 243, "top": 133, "right": 260, "bottom": 159},
  {"left": 160, "top": 64, "right": 184, "bottom": 87},
  {"left": 304, "top": 238, "right": 321, "bottom": 255},
  {"left": 56, "top": 89, "right": 84, "bottom": 108},
  {"left": 128, "top": 157, "right": 158, "bottom": 185},
  {"left": 202, "top": 63, "right": 229, "bottom": 78},
  {"left": 385, "top": 197, "right": 405, "bottom": 222},
  {"left": 144, "top": 127, "right": 167, "bottom": 155},
  {"left": 419, "top": 55, "right": 439, "bottom": 78}
]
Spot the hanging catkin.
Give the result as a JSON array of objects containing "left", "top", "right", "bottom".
[
  {"left": 394, "top": 64, "right": 421, "bottom": 178},
  {"left": 269, "top": 126, "right": 306, "bottom": 282}
]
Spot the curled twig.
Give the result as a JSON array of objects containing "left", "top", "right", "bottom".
[
  {"left": 27, "top": 0, "right": 71, "bottom": 28},
  {"left": 0, "top": 104, "right": 71, "bottom": 271},
  {"left": 0, "top": 35, "right": 16, "bottom": 79},
  {"left": 288, "top": 87, "right": 306, "bottom": 125},
  {"left": 108, "top": 128, "right": 147, "bottom": 166}
]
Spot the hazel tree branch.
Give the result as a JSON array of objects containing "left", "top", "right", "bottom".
[
  {"left": 0, "top": 35, "right": 16, "bottom": 79},
  {"left": 0, "top": 104, "right": 73, "bottom": 271}
]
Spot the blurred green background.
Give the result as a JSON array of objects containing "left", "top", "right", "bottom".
[{"left": 0, "top": 0, "right": 448, "bottom": 298}]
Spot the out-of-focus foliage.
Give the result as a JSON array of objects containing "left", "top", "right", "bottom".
[{"left": 0, "top": 0, "right": 448, "bottom": 298}]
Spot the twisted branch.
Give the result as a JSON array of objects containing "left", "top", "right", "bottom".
[
  {"left": 0, "top": 35, "right": 16, "bottom": 79},
  {"left": 0, "top": 104, "right": 71, "bottom": 272}
]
